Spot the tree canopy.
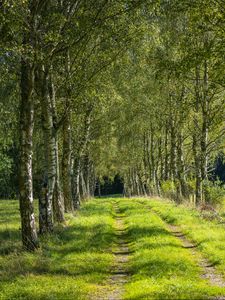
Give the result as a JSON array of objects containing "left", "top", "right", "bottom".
[{"left": 0, "top": 0, "right": 224, "bottom": 250}]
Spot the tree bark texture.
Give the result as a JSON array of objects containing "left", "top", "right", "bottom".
[
  {"left": 39, "top": 66, "right": 55, "bottom": 233},
  {"left": 19, "top": 54, "right": 39, "bottom": 251},
  {"left": 62, "top": 111, "right": 73, "bottom": 212}
]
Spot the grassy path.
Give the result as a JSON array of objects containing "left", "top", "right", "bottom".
[
  {"left": 106, "top": 201, "right": 130, "bottom": 300},
  {"left": 1, "top": 197, "right": 225, "bottom": 299},
  {"left": 121, "top": 198, "right": 225, "bottom": 299},
  {"left": 142, "top": 198, "right": 225, "bottom": 279},
  {"left": 167, "top": 224, "right": 225, "bottom": 289},
  {"left": 139, "top": 200, "right": 225, "bottom": 289}
]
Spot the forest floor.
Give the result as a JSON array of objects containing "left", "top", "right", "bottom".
[{"left": 1, "top": 197, "right": 225, "bottom": 299}]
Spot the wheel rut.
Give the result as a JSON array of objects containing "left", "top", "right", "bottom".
[
  {"left": 106, "top": 203, "right": 131, "bottom": 300},
  {"left": 168, "top": 224, "right": 225, "bottom": 289},
  {"left": 138, "top": 200, "right": 225, "bottom": 299}
]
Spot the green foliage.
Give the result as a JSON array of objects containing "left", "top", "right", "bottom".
[
  {"left": 0, "top": 152, "right": 13, "bottom": 198},
  {"left": 203, "top": 180, "right": 225, "bottom": 207},
  {"left": 186, "top": 179, "right": 196, "bottom": 193},
  {"left": 0, "top": 54, "right": 18, "bottom": 198},
  {"left": 0, "top": 0, "right": 224, "bottom": 258},
  {"left": 161, "top": 180, "right": 176, "bottom": 193},
  {"left": 161, "top": 180, "right": 176, "bottom": 199}
]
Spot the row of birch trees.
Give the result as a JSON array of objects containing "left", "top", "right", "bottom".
[
  {"left": 0, "top": 0, "right": 224, "bottom": 251},
  {"left": 108, "top": 0, "right": 225, "bottom": 205},
  {"left": 0, "top": 0, "right": 147, "bottom": 250}
]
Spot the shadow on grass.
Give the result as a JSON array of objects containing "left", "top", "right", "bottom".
[
  {"left": 129, "top": 256, "right": 194, "bottom": 277},
  {"left": 3, "top": 291, "right": 86, "bottom": 300},
  {"left": 0, "top": 211, "right": 20, "bottom": 218},
  {"left": 0, "top": 198, "right": 114, "bottom": 254},
  {"left": 0, "top": 228, "right": 20, "bottom": 240},
  {"left": 0, "top": 199, "right": 116, "bottom": 286},
  {"left": 52, "top": 224, "right": 114, "bottom": 258},
  {"left": 128, "top": 226, "right": 170, "bottom": 238},
  {"left": 137, "top": 241, "right": 182, "bottom": 250},
  {"left": 0, "top": 228, "right": 21, "bottom": 254}
]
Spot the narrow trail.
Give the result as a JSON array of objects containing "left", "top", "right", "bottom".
[
  {"left": 138, "top": 200, "right": 225, "bottom": 299},
  {"left": 106, "top": 202, "right": 131, "bottom": 300},
  {"left": 92, "top": 198, "right": 225, "bottom": 300}
]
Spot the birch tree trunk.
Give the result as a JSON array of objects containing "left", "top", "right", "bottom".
[
  {"left": 19, "top": 55, "right": 39, "bottom": 251},
  {"left": 164, "top": 126, "right": 169, "bottom": 180},
  {"left": 177, "top": 132, "right": 186, "bottom": 198},
  {"left": 62, "top": 111, "right": 73, "bottom": 212},
  {"left": 53, "top": 137, "right": 65, "bottom": 222},
  {"left": 83, "top": 154, "right": 91, "bottom": 198},
  {"left": 72, "top": 107, "right": 92, "bottom": 203},
  {"left": 19, "top": 4, "right": 39, "bottom": 250},
  {"left": 193, "top": 65, "right": 202, "bottom": 205},
  {"left": 150, "top": 128, "right": 157, "bottom": 193},
  {"left": 170, "top": 118, "right": 177, "bottom": 181},
  {"left": 80, "top": 167, "right": 87, "bottom": 200},
  {"left": 193, "top": 136, "right": 202, "bottom": 205},
  {"left": 72, "top": 156, "right": 81, "bottom": 209},
  {"left": 39, "top": 66, "right": 55, "bottom": 233},
  {"left": 62, "top": 50, "right": 73, "bottom": 211},
  {"left": 201, "top": 60, "right": 209, "bottom": 183},
  {"left": 143, "top": 133, "right": 149, "bottom": 194},
  {"left": 49, "top": 73, "right": 65, "bottom": 222}
]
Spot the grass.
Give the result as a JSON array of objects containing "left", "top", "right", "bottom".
[
  {"left": 0, "top": 197, "right": 225, "bottom": 299},
  {"left": 141, "top": 198, "right": 225, "bottom": 277},
  {"left": 0, "top": 199, "right": 115, "bottom": 300},
  {"left": 119, "top": 199, "right": 225, "bottom": 300}
]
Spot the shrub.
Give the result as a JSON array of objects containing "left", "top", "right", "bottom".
[
  {"left": 161, "top": 180, "right": 177, "bottom": 200},
  {"left": 203, "top": 180, "right": 225, "bottom": 207}
]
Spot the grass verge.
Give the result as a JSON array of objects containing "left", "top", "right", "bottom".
[
  {"left": 0, "top": 198, "right": 115, "bottom": 300},
  {"left": 140, "top": 198, "right": 225, "bottom": 278},
  {"left": 120, "top": 198, "right": 225, "bottom": 300}
]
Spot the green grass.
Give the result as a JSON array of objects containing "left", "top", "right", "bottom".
[
  {"left": 141, "top": 198, "right": 225, "bottom": 277},
  {"left": 1, "top": 197, "right": 225, "bottom": 299},
  {"left": 120, "top": 199, "right": 225, "bottom": 300},
  {"left": 0, "top": 199, "right": 115, "bottom": 300}
]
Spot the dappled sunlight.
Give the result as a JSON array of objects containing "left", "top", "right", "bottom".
[
  {"left": 122, "top": 198, "right": 225, "bottom": 299},
  {"left": 1, "top": 197, "right": 225, "bottom": 299},
  {"left": 0, "top": 199, "right": 115, "bottom": 299}
]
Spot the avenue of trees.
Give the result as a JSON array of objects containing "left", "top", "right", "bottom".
[{"left": 0, "top": 0, "right": 224, "bottom": 250}]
